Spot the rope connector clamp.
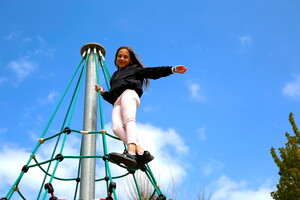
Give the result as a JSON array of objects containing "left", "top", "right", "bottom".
[
  {"left": 55, "top": 154, "right": 64, "bottom": 162},
  {"left": 63, "top": 127, "right": 71, "bottom": 134},
  {"left": 108, "top": 182, "right": 116, "bottom": 193},
  {"left": 102, "top": 154, "right": 110, "bottom": 161},
  {"left": 44, "top": 183, "right": 54, "bottom": 193},
  {"left": 39, "top": 138, "right": 45, "bottom": 144},
  {"left": 22, "top": 165, "right": 29, "bottom": 173}
]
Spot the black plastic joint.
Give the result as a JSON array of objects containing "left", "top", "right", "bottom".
[
  {"left": 108, "top": 182, "right": 116, "bottom": 193},
  {"left": 55, "top": 154, "right": 64, "bottom": 162},
  {"left": 49, "top": 197, "right": 58, "bottom": 200},
  {"left": 63, "top": 127, "right": 71, "bottom": 134},
  {"left": 22, "top": 165, "right": 29, "bottom": 173},
  {"left": 102, "top": 154, "right": 110, "bottom": 161},
  {"left": 140, "top": 165, "right": 147, "bottom": 172},
  {"left": 104, "top": 176, "right": 109, "bottom": 182},
  {"left": 156, "top": 194, "right": 166, "bottom": 200},
  {"left": 127, "top": 169, "right": 136, "bottom": 174},
  {"left": 75, "top": 177, "right": 80, "bottom": 183},
  {"left": 44, "top": 183, "right": 54, "bottom": 193},
  {"left": 1, "top": 198, "right": 8, "bottom": 200}
]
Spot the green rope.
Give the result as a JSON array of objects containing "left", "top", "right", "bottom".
[
  {"left": 65, "top": 62, "right": 86, "bottom": 128},
  {"left": 43, "top": 57, "right": 87, "bottom": 200},
  {"left": 16, "top": 190, "right": 26, "bottom": 200},
  {"left": 33, "top": 158, "right": 75, "bottom": 181},
  {"left": 132, "top": 173, "right": 143, "bottom": 200},
  {"left": 38, "top": 58, "right": 87, "bottom": 200},
  {"left": 42, "top": 126, "right": 71, "bottom": 200},
  {"left": 146, "top": 164, "right": 161, "bottom": 193},
  {"left": 95, "top": 51, "right": 118, "bottom": 200},
  {"left": 95, "top": 52, "right": 106, "bottom": 131},
  {"left": 96, "top": 172, "right": 131, "bottom": 182},
  {"left": 6, "top": 58, "right": 86, "bottom": 200},
  {"left": 5, "top": 143, "right": 41, "bottom": 199},
  {"left": 143, "top": 167, "right": 164, "bottom": 197},
  {"left": 99, "top": 51, "right": 111, "bottom": 88},
  {"left": 149, "top": 189, "right": 156, "bottom": 200},
  {"left": 41, "top": 56, "right": 85, "bottom": 139},
  {"left": 73, "top": 137, "right": 83, "bottom": 200}
]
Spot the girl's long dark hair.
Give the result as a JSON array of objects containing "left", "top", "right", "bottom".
[{"left": 114, "top": 46, "right": 150, "bottom": 88}]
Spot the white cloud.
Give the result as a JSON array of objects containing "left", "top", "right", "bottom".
[
  {"left": 28, "top": 36, "right": 56, "bottom": 57},
  {"left": 0, "top": 145, "right": 41, "bottom": 197},
  {"left": 102, "top": 123, "right": 189, "bottom": 186},
  {"left": 6, "top": 33, "right": 55, "bottom": 57},
  {"left": 282, "top": 75, "right": 300, "bottom": 99},
  {"left": 4, "top": 35, "right": 55, "bottom": 87},
  {"left": 239, "top": 35, "right": 252, "bottom": 46},
  {"left": 238, "top": 35, "right": 253, "bottom": 53},
  {"left": 98, "top": 123, "right": 189, "bottom": 199},
  {"left": 0, "top": 136, "right": 82, "bottom": 199},
  {"left": 6, "top": 31, "right": 32, "bottom": 46},
  {"left": 0, "top": 129, "right": 276, "bottom": 200},
  {"left": 6, "top": 31, "right": 21, "bottom": 40},
  {"left": 142, "top": 105, "right": 154, "bottom": 112},
  {"left": 202, "top": 159, "right": 224, "bottom": 176},
  {"left": 137, "top": 123, "right": 189, "bottom": 185},
  {"left": 38, "top": 91, "right": 59, "bottom": 105},
  {"left": 210, "top": 175, "right": 274, "bottom": 200},
  {"left": 188, "top": 82, "right": 205, "bottom": 101},
  {"left": 1, "top": 122, "right": 189, "bottom": 199},
  {"left": 8, "top": 58, "right": 37, "bottom": 84},
  {"left": 197, "top": 127, "right": 206, "bottom": 141},
  {"left": 138, "top": 123, "right": 189, "bottom": 155}
]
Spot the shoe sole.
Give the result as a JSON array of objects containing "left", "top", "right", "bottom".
[{"left": 109, "top": 152, "right": 137, "bottom": 169}]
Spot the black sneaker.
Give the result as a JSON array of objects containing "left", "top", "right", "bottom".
[
  {"left": 109, "top": 152, "right": 137, "bottom": 169},
  {"left": 136, "top": 151, "right": 154, "bottom": 168}
]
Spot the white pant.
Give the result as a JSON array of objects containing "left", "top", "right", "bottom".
[{"left": 112, "top": 89, "right": 141, "bottom": 145}]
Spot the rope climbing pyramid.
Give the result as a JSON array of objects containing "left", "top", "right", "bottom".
[{"left": 1, "top": 43, "right": 167, "bottom": 200}]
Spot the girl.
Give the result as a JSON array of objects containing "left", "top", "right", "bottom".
[{"left": 95, "top": 46, "right": 187, "bottom": 169}]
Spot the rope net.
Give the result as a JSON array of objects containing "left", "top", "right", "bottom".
[{"left": 1, "top": 43, "right": 166, "bottom": 200}]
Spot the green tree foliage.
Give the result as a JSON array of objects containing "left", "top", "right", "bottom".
[{"left": 270, "top": 112, "right": 300, "bottom": 200}]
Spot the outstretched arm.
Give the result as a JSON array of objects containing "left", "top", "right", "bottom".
[{"left": 137, "top": 65, "right": 187, "bottom": 80}]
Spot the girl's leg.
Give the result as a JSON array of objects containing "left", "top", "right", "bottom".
[
  {"left": 112, "top": 90, "right": 145, "bottom": 154},
  {"left": 111, "top": 90, "right": 154, "bottom": 168},
  {"left": 112, "top": 101, "right": 127, "bottom": 144},
  {"left": 120, "top": 90, "right": 140, "bottom": 147}
]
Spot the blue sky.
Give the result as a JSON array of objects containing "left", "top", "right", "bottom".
[{"left": 1, "top": 0, "right": 300, "bottom": 199}]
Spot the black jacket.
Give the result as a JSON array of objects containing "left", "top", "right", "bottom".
[{"left": 102, "top": 64, "right": 173, "bottom": 105}]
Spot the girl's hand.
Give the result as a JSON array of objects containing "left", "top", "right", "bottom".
[
  {"left": 95, "top": 85, "right": 105, "bottom": 94},
  {"left": 175, "top": 65, "right": 188, "bottom": 74}
]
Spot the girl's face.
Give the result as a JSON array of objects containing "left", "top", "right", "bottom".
[{"left": 116, "top": 48, "right": 131, "bottom": 69}]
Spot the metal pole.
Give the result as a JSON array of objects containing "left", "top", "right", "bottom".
[{"left": 79, "top": 43, "right": 106, "bottom": 200}]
